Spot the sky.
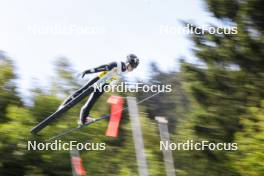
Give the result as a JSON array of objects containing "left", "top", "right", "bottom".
[{"left": 0, "top": 0, "right": 216, "bottom": 98}]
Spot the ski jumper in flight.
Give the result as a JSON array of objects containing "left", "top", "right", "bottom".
[{"left": 59, "top": 54, "right": 139, "bottom": 126}]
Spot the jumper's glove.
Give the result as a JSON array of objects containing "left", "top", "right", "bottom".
[
  {"left": 79, "top": 69, "right": 96, "bottom": 78},
  {"left": 81, "top": 71, "right": 87, "bottom": 78},
  {"left": 76, "top": 71, "right": 87, "bottom": 78}
]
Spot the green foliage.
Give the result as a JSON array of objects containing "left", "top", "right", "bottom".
[
  {"left": 231, "top": 101, "right": 264, "bottom": 176},
  {"left": 0, "top": 51, "right": 22, "bottom": 121},
  {"left": 180, "top": 0, "right": 264, "bottom": 175},
  {"left": 135, "top": 61, "right": 188, "bottom": 132}
]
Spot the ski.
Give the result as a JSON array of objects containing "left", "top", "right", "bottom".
[
  {"left": 31, "top": 86, "right": 95, "bottom": 134},
  {"left": 46, "top": 115, "right": 110, "bottom": 141}
]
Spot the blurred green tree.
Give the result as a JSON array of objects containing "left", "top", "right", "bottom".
[
  {"left": 231, "top": 100, "right": 264, "bottom": 176},
  {"left": 180, "top": 0, "right": 264, "bottom": 175},
  {"left": 0, "top": 51, "right": 22, "bottom": 121}
]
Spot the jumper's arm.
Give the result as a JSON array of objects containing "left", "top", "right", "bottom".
[{"left": 81, "top": 62, "right": 117, "bottom": 77}]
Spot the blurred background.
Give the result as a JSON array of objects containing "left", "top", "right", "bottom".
[{"left": 0, "top": 0, "right": 264, "bottom": 175}]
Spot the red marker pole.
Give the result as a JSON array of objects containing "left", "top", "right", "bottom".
[
  {"left": 71, "top": 157, "right": 86, "bottom": 176},
  {"left": 70, "top": 149, "right": 86, "bottom": 176},
  {"left": 105, "top": 96, "right": 124, "bottom": 137}
]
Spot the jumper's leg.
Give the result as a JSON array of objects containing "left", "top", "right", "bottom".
[{"left": 79, "top": 85, "right": 106, "bottom": 125}]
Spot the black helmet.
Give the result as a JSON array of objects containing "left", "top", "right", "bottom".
[{"left": 126, "top": 54, "right": 139, "bottom": 68}]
